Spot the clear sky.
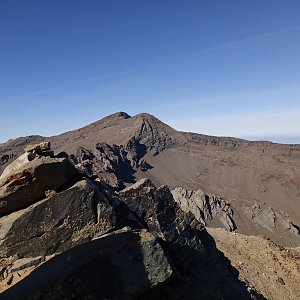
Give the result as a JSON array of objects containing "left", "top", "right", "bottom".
[{"left": 1, "top": 1, "right": 300, "bottom": 143}]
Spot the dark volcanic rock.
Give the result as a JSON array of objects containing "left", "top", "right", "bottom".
[
  {"left": 0, "top": 177, "right": 263, "bottom": 299},
  {"left": 0, "top": 180, "right": 116, "bottom": 257},
  {"left": 118, "top": 179, "right": 262, "bottom": 300},
  {"left": 0, "top": 156, "right": 79, "bottom": 217},
  {"left": 0, "top": 154, "right": 14, "bottom": 166},
  {"left": 118, "top": 179, "right": 204, "bottom": 244},
  {"left": 1, "top": 230, "right": 173, "bottom": 300}
]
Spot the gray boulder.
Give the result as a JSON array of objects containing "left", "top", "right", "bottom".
[
  {"left": 244, "top": 202, "right": 300, "bottom": 243},
  {"left": 171, "top": 186, "right": 237, "bottom": 231}
]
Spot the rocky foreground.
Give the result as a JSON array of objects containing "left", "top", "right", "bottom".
[
  {"left": 0, "top": 140, "right": 299, "bottom": 299},
  {"left": 0, "top": 142, "right": 271, "bottom": 299}
]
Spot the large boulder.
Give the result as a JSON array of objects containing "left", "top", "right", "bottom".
[
  {"left": 1, "top": 229, "right": 173, "bottom": 300},
  {"left": 118, "top": 179, "right": 204, "bottom": 247},
  {"left": 0, "top": 156, "right": 79, "bottom": 217},
  {"left": 0, "top": 180, "right": 118, "bottom": 257},
  {"left": 117, "top": 179, "right": 258, "bottom": 300}
]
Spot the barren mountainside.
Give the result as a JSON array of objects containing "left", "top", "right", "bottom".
[
  {"left": 0, "top": 112, "right": 300, "bottom": 299},
  {"left": 1, "top": 112, "right": 300, "bottom": 246}
]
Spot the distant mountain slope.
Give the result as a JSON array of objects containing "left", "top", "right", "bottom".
[{"left": 1, "top": 112, "right": 300, "bottom": 246}]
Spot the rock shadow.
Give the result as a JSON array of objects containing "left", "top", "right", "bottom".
[
  {"left": 1, "top": 231, "right": 155, "bottom": 300},
  {"left": 139, "top": 228, "right": 268, "bottom": 300}
]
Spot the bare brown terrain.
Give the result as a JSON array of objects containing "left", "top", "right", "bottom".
[
  {"left": 1, "top": 112, "right": 300, "bottom": 246},
  {"left": 208, "top": 227, "right": 300, "bottom": 300}
]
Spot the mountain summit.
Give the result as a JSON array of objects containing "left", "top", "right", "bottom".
[
  {"left": 0, "top": 112, "right": 300, "bottom": 299},
  {"left": 0, "top": 112, "right": 300, "bottom": 247}
]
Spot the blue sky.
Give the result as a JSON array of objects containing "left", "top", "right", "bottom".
[{"left": 1, "top": 1, "right": 300, "bottom": 143}]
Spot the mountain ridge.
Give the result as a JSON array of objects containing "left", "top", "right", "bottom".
[
  {"left": 3, "top": 111, "right": 298, "bottom": 147},
  {"left": 1, "top": 112, "right": 300, "bottom": 246}
]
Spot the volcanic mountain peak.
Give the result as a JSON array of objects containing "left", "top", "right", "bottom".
[
  {"left": 0, "top": 112, "right": 168, "bottom": 165},
  {"left": 0, "top": 111, "right": 300, "bottom": 248},
  {"left": 43, "top": 112, "right": 179, "bottom": 155}
]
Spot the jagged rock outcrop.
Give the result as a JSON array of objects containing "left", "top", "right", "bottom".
[
  {"left": 0, "top": 170, "right": 261, "bottom": 299},
  {"left": 244, "top": 202, "right": 300, "bottom": 242},
  {"left": 75, "top": 140, "right": 152, "bottom": 189},
  {"left": 117, "top": 178, "right": 155, "bottom": 196},
  {"left": 117, "top": 179, "right": 261, "bottom": 299},
  {"left": 171, "top": 187, "right": 236, "bottom": 231},
  {"left": 118, "top": 180, "right": 204, "bottom": 246},
  {"left": 0, "top": 155, "right": 79, "bottom": 217},
  {"left": 0, "top": 180, "right": 118, "bottom": 257},
  {"left": 133, "top": 114, "right": 179, "bottom": 154},
  {"left": 0, "top": 142, "right": 53, "bottom": 183}
]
